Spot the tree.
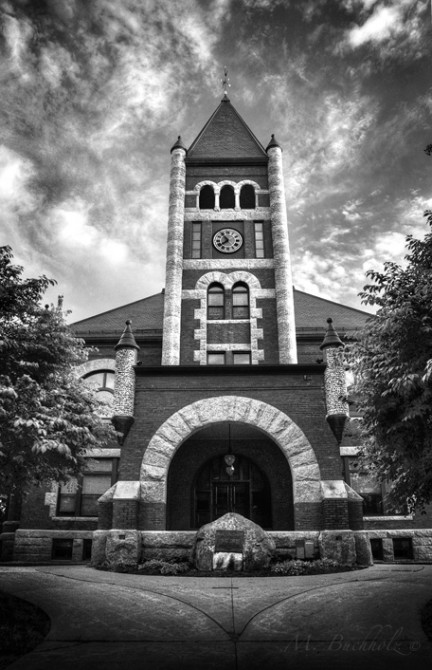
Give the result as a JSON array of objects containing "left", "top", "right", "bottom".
[
  {"left": 0, "top": 246, "right": 115, "bottom": 500},
  {"left": 348, "top": 212, "right": 432, "bottom": 511}
]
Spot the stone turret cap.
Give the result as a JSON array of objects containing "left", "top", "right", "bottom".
[
  {"left": 266, "top": 134, "right": 282, "bottom": 152},
  {"left": 320, "top": 318, "right": 344, "bottom": 350},
  {"left": 170, "top": 135, "right": 187, "bottom": 154},
  {"left": 115, "top": 320, "right": 140, "bottom": 351}
]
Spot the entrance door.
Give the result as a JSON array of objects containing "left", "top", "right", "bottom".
[
  {"left": 193, "top": 454, "right": 271, "bottom": 528},
  {"left": 213, "top": 481, "right": 250, "bottom": 518}
]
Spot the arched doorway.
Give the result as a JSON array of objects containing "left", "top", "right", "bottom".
[
  {"left": 194, "top": 454, "right": 271, "bottom": 529},
  {"left": 166, "top": 421, "right": 293, "bottom": 530}
]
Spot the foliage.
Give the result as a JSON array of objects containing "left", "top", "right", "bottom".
[
  {"left": 348, "top": 212, "right": 432, "bottom": 510},
  {"left": 270, "top": 558, "right": 348, "bottom": 575},
  {"left": 0, "top": 246, "right": 115, "bottom": 497},
  {"left": 138, "top": 559, "right": 191, "bottom": 576}
]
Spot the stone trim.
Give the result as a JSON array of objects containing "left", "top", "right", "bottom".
[
  {"left": 75, "top": 358, "right": 115, "bottom": 378},
  {"left": 162, "top": 147, "right": 186, "bottom": 365},
  {"left": 183, "top": 259, "right": 275, "bottom": 270},
  {"left": 267, "top": 146, "right": 297, "bottom": 363},
  {"left": 184, "top": 209, "right": 270, "bottom": 221},
  {"left": 340, "top": 447, "right": 359, "bottom": 456},
  {"left": 190, "top": 179, "right": 265, "bottom": 211},
  {"left": 140, "top": 396, "right": 321, "bottom": 505},
  {"left": 189, "top": 271, "right": 265, "bottom": 365}
]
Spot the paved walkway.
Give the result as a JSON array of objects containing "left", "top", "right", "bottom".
[{"left": 1, "top": 564, "right": 432, "bottom": 669}]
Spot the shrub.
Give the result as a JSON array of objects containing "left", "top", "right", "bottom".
[{"left": 270, "top": 558, "right": 352, "bottom": 575}]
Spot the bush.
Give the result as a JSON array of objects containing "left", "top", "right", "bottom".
[
  {"left": 138, "top": 558, "right": 192, "bottom": 575},
  {"left": 270, "top": 558, "right": 352, "bottom": 575}
]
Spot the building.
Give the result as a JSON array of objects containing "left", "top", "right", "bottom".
[{"left": 3, "top": 92, "right": 432, "bottom": 565}]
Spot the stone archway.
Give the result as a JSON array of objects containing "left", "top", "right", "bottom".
[{"left": 140, "top": 396, "right": 321, "bottom": 506}]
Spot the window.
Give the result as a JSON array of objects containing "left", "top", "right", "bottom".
[
  {"left": 57, "top": 458, "right": 117, "bottom": 517},
  {"left": 240, "top": 184, "right": 256, "bottom": 209},
  {"left": 52, "top": 538, "right": 73, "bottom": 560},
  {"left": 254, "top": 222, "right": 265, "bottom": 258},
  {"left": 207, "top": 352, "right": 225, "bottom": 365},
  {"left": 82, "top": 370, "right": 115, "bottom": 417},
  {"left": 233, "top": 352, "right": 251, "bottom": 365},
  {"left": 191, "top": 222, "right": 202, "bottom": 258},
  {"left": 393, "top": 537, "right": 413, "bottom": 560},
  {"left": 232, "top": 283, "right": 249, "bottom": 319},
  {"left": 199, "top": 185, "right": 215, "bottom": 209},
  {"left": 344, "top": 458, "right": 408, "bottom": 516},
  {"left": 220, "top": 185, "right": 235, "bottom": 209},
  {"left": 208, "top": 283, "right": 225, "bottom": 320}
]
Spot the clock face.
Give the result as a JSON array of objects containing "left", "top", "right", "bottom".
[{"left": 213, "top": 228, "right": 243, "bottom": 254}]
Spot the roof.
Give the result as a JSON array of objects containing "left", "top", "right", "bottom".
[
  {"left": 71, "top": 289, "right": 371, "bottom": 337},
  {"left": 187, "top": 97, "right": 268, "bottom": 162}
]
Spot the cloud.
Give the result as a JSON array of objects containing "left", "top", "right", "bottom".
[{"left": 343, "top": 0, "right": 427, "bottom": 60}]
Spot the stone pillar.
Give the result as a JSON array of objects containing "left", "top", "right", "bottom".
[
  {"left": 266, "top": 136, "right": 297, "bottom": 364},
  {"left": 320, "top": 318, "right": 349, "bottom": 444},
  {"left": 112, "top": 321, "right": 139, "bottom": 443},
  {"left": 162, "top": 136, "right": 187, "bottom": 365}
]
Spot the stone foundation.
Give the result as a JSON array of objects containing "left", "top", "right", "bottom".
[{"left": 5, "top": 528, "right": 432, "bottom": 566}]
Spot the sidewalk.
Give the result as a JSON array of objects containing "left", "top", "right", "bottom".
[{"left": 1, "top": 564, "right": 431, "bottom": 669}]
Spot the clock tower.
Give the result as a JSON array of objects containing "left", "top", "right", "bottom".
[{"left": 162, "top": 92, "right": 297, "bottom": 366}]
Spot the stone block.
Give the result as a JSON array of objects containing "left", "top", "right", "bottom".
[
  {"left": 193, "top": 513, "right": 275, "bottom": 571},
  {"left": 318, "top": 530, "right": 356, "bottom": 565},
  {"left": 354, "top": 532, "right": 373, "bottom": 566},
  {"left": 381, "top": 538, "right": 394, "bottom": 562},
  {"left": 91, "top": 531, "right": 108, "bottom": 567},
  {"left": 105, "top": 530, "right": 141, "bottom": 568}
]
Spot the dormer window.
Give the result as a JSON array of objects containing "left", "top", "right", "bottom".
[
  {"left": 220, "top": 185, "right": 235, "bottom": 209},
  {"left": 199, "top": 185, "right": 215, "bottom": 209},
  {"left": 240, "top": 184, "right": 256, "bottom": 209}
]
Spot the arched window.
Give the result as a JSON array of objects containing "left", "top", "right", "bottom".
[
  {"left": 207, "top": 283, "right": 225, "bottom": 320},
  {"left": 220, "top": 185, "right": 235, "bottom": 209},
  {"left": 240, "top": 184, "right": 256, "bottom": 209},
  {"left": 232, "top": 283, "right": 249, "bottom": 319},
  {"left": 82, "top": 370, "right": 115, "bottom": 417},
  {"left": 199, "top": 185, "right": 215, "bottom": 209}
]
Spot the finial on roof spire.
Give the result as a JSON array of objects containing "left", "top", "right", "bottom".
[{"left": 221, "top": 66, "right": 231, "bottom": 100}]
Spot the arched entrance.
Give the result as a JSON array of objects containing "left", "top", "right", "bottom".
[
  {"left": 141, "top": 396, "right": 322, "bottom": 530},
  {"left": 165, "top": 421, "right": 294, "bottom": 530}
]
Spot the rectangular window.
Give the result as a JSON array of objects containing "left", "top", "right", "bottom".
[
  {"left": 57, "top": 458, "right": 117, "bottom": 517},
  {"left": 345, "top": 458, "right": 408, "bottom": 516},
  {"left": 191, "top": 222, "right": 202, "bottom": 258},
  {"left": 254, "top": 222, "right": 265, "bottom": 258},
  {"left": 233, "top": 352, "right": 251, "bottom": 365},
  {"left": 207, "top": 352, "right": 225, "bottom": 365}
]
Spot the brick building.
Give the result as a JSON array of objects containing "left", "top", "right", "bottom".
[{"left": 3, "top": 94, "right": 432, "bottom": 565}]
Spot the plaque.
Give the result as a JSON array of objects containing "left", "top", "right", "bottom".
[{"left": 214, "top": 530, "right": 245, "bottom": 553}]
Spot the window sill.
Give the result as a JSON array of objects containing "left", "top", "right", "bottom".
[
  {"left": 363, "top": 515, "right": 413, "bottom": 521},
  {"left": 52, "top": 516, "right": 98, "bottom": 521}
]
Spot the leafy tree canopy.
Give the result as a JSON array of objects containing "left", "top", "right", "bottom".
[
  {"left": 0, "top": 246, "right": 115, "bottom": 496},
  {"left": 349, "top": 212, "right": 432, "bottom": 511}
]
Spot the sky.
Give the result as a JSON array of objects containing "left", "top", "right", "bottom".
[{"left": 0, "top": 0, "right": 431, "bottom": 323}]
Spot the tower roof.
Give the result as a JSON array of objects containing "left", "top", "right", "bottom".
[{"left": 187, "top": 97, "right": 268, "bottom": 164}]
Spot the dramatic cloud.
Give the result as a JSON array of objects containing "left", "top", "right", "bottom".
[{"left": 0, "top": 0, "right": 431, "bottom": 320}]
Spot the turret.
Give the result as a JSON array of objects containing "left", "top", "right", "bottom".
[
  {"left": 320, "top": 318, "right": 349, "bottom": 444},
  {"left": 112, "top": 320, "right": 140, "bottom": 443}
]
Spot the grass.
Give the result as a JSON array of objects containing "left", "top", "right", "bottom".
[{"left": 0, "top": 591, "right": 50, "bottom": 670}]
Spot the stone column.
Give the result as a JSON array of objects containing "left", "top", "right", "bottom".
[
  {"left": 112, "top": 320, "right": 139, "bottom": 443},
  {"left": 162, "top": 137, "right": 187, "bottom": 365},
  {"left": 320, "top": 318, "right": 349, "bottom": 444},
  {"left": 266, "top": 136, "right": 297, "bottom": 364}
]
